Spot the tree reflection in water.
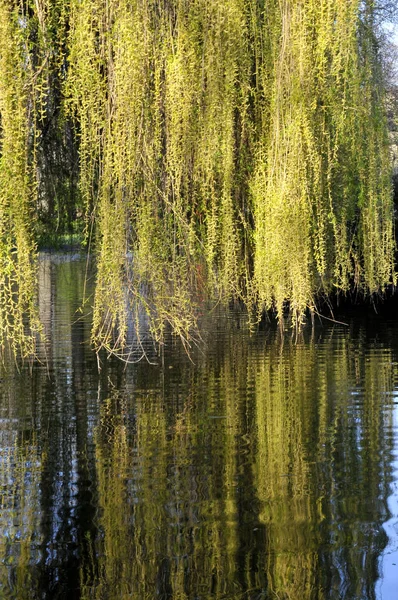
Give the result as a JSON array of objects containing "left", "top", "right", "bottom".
[{"left": 0, "top": 254, "right": 395, "bottom": 599}]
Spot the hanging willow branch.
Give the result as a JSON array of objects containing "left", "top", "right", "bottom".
[{"left": 0, "top": 0, "right": 44, "bottom": 358}]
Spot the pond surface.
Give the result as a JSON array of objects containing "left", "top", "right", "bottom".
[{"left": 1, "top": 253, "right": 398, "bottom": 599}]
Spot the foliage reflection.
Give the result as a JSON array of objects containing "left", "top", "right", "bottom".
[{"left": 80, "top": 325, "right": 393, "bottom": 599}]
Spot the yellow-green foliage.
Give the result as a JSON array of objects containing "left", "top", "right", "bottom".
[
  {"left": 0, "top": 0, "right": 43, "bottom": 357},
  {"left": 0, "top": 0, "right": 395, "bottom": 357},
  {"left": 67, "top": 0, "right": 394, "bottom": 356},
  {"left": 253, "top": 0, "right": 395, "bottom": 326},
  {"left": 84, "top": 0, "right": 255, "bottom": 356},
  {"left": 65, "top": 0, "right": 107, "bottom": 221}
]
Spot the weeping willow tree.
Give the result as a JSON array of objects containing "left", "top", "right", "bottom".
[
  {"left": 252, "top": 0, "right": 395, "bottom": 325},
  {"left": 0, "top": 0, "right": 395, "bottom": 358},
  {"left": 66, "top": 0, "right": 255, "bottom": 356}
]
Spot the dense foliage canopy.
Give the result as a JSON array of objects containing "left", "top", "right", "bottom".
[{"left": 0, "top": 0, "right": 395, "bottom": 358}]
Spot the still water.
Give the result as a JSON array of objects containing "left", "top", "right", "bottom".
[{"left": 1, "top": 253, "right": 398, "bottom": 599}]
